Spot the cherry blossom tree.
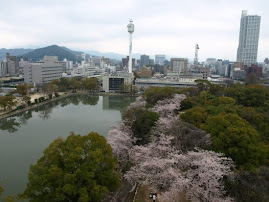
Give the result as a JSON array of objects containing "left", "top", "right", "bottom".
[
  {"left": 152, "top": 94, "right": 186, "bottom": 118},
  {"left": 152, "top": 118, "right": 211, "bottom": 151},
  {"left": 124, "top": 134, "right": 233, "bottom": 202},
  {"left": 107, "top": 123, "right": 135, "bottom": 168},
  {"left": 150, "top": 94, "right": 210, "bottom": 151},
  {"left": 129, "top": 96, "right": 146, "bottom": 108},
  {"left": 108, "top": 94, "right": 234, "bottom": 201}
]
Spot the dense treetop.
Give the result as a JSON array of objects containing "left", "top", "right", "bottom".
[
  {"left": 180, "top": 84, "right": 269, "bottom": 170},
  {"left": 22, "top": 132, "right": 119, "bottom": 202}
]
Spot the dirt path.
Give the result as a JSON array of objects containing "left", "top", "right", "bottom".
[{"left": 134, "top": 186, "right": 159, "bottom": 202}]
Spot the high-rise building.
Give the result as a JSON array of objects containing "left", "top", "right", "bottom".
[
  {"left": 122, "top": 58, "right": 128, "bottom": 67},
  {"left": 237, "top": 10, "right": 261, "bottom": 66},
  {"left": 6, "top": 53, "right": 17, "bottom": 75},
  {"left": 127, "top": 56, "right": 135, "bottom": 69},
  {"left": 170, "top": 58, "right": 188, "bottom": 72},
  {"left": 155, "top": 55, "right": 165, "bottom": 65},
  {"left": 140, "top": 54, "right": 150, "bottom": 67},
  {"left": 0, "top": 62, "right": 7, "bottom": 78},
  {"left": 121, "top": 56, "right": 135, "bottom": 69},
  {"left": 81, "top": 53, "right": 86, "bottom": 66},
  {"left": 149, "top": 59, "right": 154, "bottom": 66}
]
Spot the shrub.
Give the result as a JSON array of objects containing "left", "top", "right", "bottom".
[
  {"left": 38, "top": 97, "right": 45, "bottom": 102},
  {"left": 132, "top": 110, "right": 160, "bottom": 144}
]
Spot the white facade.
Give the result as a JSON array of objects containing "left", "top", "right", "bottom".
[
  {"left": 170, "top": 58, "right": 188, "bottom": 73},
  {"left": 237, "top": 10, "right": 261, "bottom": 66},
  {"left": 155, "top": 55, "right": 165, "bottom": 65},
  {"left": 71, "top": 58, "right": 102, "bottom": 77},
  {"left": 43, "top": 55, "right": 58, "bottom": 62},
  {"left": 66, "top": 61, "right": 73, "bottom": 70},
  {"left": 71, "top": 65, "right": 96, "bottom": 77},
  {"left": 21, "top": 57, "right": 63, "bottom": 84}
]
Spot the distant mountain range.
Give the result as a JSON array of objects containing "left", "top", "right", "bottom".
[
  {"left": 0, "top": 45, "right": 171, "bottom": 62},
  {"left": 0, "top": 48, "right": 33, "bottom": 60}
]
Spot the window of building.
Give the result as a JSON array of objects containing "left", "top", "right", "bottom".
[{"left": 109, "top": 78, "right": 124, "bottom": 92}]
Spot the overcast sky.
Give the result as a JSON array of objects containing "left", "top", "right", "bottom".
[{"left": 0, "top": 0, "right": 268, "bottom": 61}]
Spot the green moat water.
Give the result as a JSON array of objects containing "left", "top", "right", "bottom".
[{"left": 0, "top": 95, "right": 135, "bottom": 198}]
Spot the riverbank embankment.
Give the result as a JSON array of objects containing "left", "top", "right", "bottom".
[{"left": 0, "top": 92, "right": 138, "bottom": 121}]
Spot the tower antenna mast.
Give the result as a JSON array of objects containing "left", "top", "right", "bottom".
[
  {"left": 194, "top": 44, "right": 199, "bottom": 68},
  {"left": 127, "top": 19, "right": 134, "bottom": 73}
]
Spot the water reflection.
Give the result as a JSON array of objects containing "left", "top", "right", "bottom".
[
  {"left": 103, "top": 95, "right": 136, "bottom": 112},
  {"left": 18, "top": 110, "right": 32, "bottom": 125},
  {"left": 0, "top": 95, "right": 135, "bottom": 133},
  {"left": 0, "top": 118, "right": 20, "bottom": 133}
]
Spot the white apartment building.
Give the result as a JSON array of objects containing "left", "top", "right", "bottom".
[{"left": 237, "top": 10, "right": 261, "bottom": 66}]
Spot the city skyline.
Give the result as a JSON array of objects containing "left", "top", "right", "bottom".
[{"left": 0, "top": 0, "right": 268, "bottom": 62}]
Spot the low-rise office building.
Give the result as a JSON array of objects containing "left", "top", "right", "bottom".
[
  {"left": 102, "top": 72, "right": 134, "bottom": 92},
  {"left": 199, "top": 67, "right": 210, "bottom": 79}
]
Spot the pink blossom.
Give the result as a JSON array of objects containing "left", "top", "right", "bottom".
[
  {"left": 129, "top": 96, "right": 146, "bottom": 108},
  {"left": 107, "top": 123, "right": 135, "bottom": 163},
  {"left": 108, "top": 94, "right": 234, "bottom": 201},
  {"left": 152, "top": 94, "right": 186, "bottom": 118}
]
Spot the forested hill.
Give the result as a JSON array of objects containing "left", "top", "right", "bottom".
[
  {"left": 21, "top": 45, "right": 81, "bottom": 62},
  {"left": 0, "top": 48, "right": 33, "bottom": 60}
]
